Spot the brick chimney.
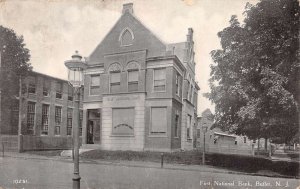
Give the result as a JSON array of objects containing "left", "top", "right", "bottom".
[
  {"left": 122, "top": 3, "right": 134, "bottom": 14},
  {"left": 187, "top": 28, "right": 193, "bottom": 42}
]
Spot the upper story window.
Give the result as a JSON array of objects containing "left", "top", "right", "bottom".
[
  {"left": 175, "top": 73, "right": 180, "bottom": 96},
  {"left": 90, "top": 74, "right": 100, "bottom": 95},
  {"left": 108, "top": 63, "right": 122, "bottom": 93},
  {"left": 56, "top": 82, "right": 63, "bottom": 99},
  {"left": 119, "top": 28, "right": 134, "bottom": 46},
  {"left": 43, "top": 79, "right": 50, "bottom": 96},
  {"left": 28, "top": 76, "right": 36, "bottom": 94},
  {"left": 128, "top": 70, "right": 138, "bottom": 92},
  {"left": 154, "top": 68, "right": 166, "bottom": 92},
  {"left": 68, "top": 85, "right": 73, "bottom": 101},
  {"left": 110, "top": 72, "right": 121, "bottom": 93}
]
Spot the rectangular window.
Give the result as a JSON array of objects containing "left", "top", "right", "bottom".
[
  {"left": 174, "top": 113, "right": 179, "bottom": 137},
  {"left": 154, "top": 68, "right": 166, "bottom": 92},
  {"left": 175, "top": 73, "right": 180, "bottom": 96},
  {"left": 110, "top": 72, "right": 121, "bottom": 93},
  {"left": 43, "top": 79, "right": 50, "bottom": 96},
  {"left": 67, "top": 108, "right": 73, "bottom": 135},
  {"left": 56, "top": 82, "right": 63, "bottom": 99},
  {"left": 68, "top": 85, "right": 73, "bottom": 101},
  {"left": 187, "top": 81, "right": 190, "bottom": 100},
  {"left": 151, "top": 107, "right": 167, "bottom": 134},
  {"left": 11, "top": 100, "right": 19, "bottom": 128},
  {"left": 197, "top": 129, "right": 201, "bottom": 138},
  {"left": 41, "top": 104, "right": 49, "bottom": 135},
  {"left": 90, "top": 74, "right": 100, "bottom": 95},
  {"left": 28, "top": 77, "right": 36, "bottom": 94},
  {"left": 55, "top": 106, "right": 62, "bottom": 135},
  {"left": 191, "top": 87, "right": 194, "bottom": 103},
  {"left": 128, "top": 70, "right": 138, "bottom": 92},
  {"left": 187, "top": 114, "right": 192, "bottom": 139},
  {"left": 244, "top": 137, "right": 247, "bottom": 143},
  {"left": 112, "top": 108, "right": 134, "bottom": 135},
  {"left": 27, "top": 102, "right": 35, "bottom": 135}
]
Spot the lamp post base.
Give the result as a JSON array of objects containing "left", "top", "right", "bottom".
[{"left": 72, "top": 173, "right": 81, "bottom": 189}]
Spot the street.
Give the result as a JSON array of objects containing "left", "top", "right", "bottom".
[{"left": 0, "top": 157, "right": 299, "bottom": 189}]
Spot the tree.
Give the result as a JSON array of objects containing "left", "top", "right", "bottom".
[
  {"left": 0, "top": 25, "right": 31, "bottom": 126},
  {"left": 206, "top": 0, "right": 299, "bottom": 143}
]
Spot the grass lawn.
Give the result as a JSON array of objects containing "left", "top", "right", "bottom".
[
  {"left": 80, "top": 149, "right": 204, "bottom": 165},
  {"left": 25, "top": 150, "right": 63, "bottom": 157}
]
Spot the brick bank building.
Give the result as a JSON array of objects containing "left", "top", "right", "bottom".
[
  {"left": 81, "top": 3, "right": 199, "bottom": 151},
  {"left": 0, "top": 3, "right": 199, "bottom": 152}
]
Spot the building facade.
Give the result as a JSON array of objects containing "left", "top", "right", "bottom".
[
  {"left": 0, "top": 71, "right": 83, "bottom": 151},
  {"left": 197, "top": 109, "right": 253, "bottom": 155},
  {"left": 81, "top": 3, "right": 199, "bottom": 152}
]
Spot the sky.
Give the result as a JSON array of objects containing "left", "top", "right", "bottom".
[{"left": 0, "top": 0, "right": 258, "bottom": 115}]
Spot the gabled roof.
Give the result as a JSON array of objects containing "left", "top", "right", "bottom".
[
  {"left": 202, "top": 108, "right": 213, "bottom": 117},
  {"left": 88, "top": 4, "right": 167, "bottom": 64}
]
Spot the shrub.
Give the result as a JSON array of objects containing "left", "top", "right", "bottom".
[{"left": 207, "top": 153, "right": 299, "bottom": 177}]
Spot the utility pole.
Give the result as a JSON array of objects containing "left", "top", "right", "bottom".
[
  {"left": 0, "top": 45, "right": 6, "bottom": 147},
  {"left": 18, "top": 76, "right": 23, "bottom": 152},
  {"left": 202, "top": 126, "right": 208, "bottom": 165}
]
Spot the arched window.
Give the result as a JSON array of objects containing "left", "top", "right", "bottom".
[{"left": 119, "top": 28, "right": 134, "bottom": 46}]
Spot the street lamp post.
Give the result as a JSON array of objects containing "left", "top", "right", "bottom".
[
  {"left": 202, "top": 125, "right": 208, "bottom": 165},
  {"left": 65, "top": 51, "right": 87, "bottom": 189},
  {"left": 0, "top": 45, "right": 6, "bottom": 148}
]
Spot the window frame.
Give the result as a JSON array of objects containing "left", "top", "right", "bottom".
[
  {"left": 174, "top": 113, "right": 179, "bottom": 138},
  {"left": 150, "top": 107, "right": 167, "bottom": 136},
  {"left": 67, "top": 108, "right": 73, "bottom": 136},
  {"left": 127, "top": 69, "right": 139, "bottom": 92},
  {"left": 54, "top": 106, "right": 62, "bottom": 135},
  {"left": 55, "top": 82, "right": 63, "bottom": 99},
  {"left": 89, "top": 74, "right": 101, "bottom": 96},
  {"left": 175, "top": 73, "right": 180, "bottom": 96},
  {"left": 153, "top": 68, "right": 166, "bottom": 92},
  {"left": 112, "top": 107, "right": 135, "bottom": 136},
  {"left": 186, "top": 114, "right": 192, "bottom": 140},
  {"left": 43, "top": 79, "right": 50, "bottom": 97},
  {"left": 41, "top": 104, "right": 50, "bottom": 135},
  {"left": 26, "top": 101, "right": 36, "bottom": 135},
  {"left": 109, "top": 71, "right": 121, "bottom": 93}
]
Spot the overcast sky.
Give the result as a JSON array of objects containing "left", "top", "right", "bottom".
[{"left": 0, "top": 0, "right": 258, "bottom": 115}]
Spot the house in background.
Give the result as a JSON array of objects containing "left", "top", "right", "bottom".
[
  {"left": 197, "top": 109, "right": 253, "bottom": 155},
  {"left": 81, "top": 3, "right": 199, "bottom": 152},
  {"left": 0, "top": 71, "right": 83, "bottom": 151}
]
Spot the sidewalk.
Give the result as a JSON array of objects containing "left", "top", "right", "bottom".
[
  {"left": 271, "top": 149, "right": 294, "bottom": 162},
  {"left": 1, "top": 151, "right": 296, "bottom": 179}
]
